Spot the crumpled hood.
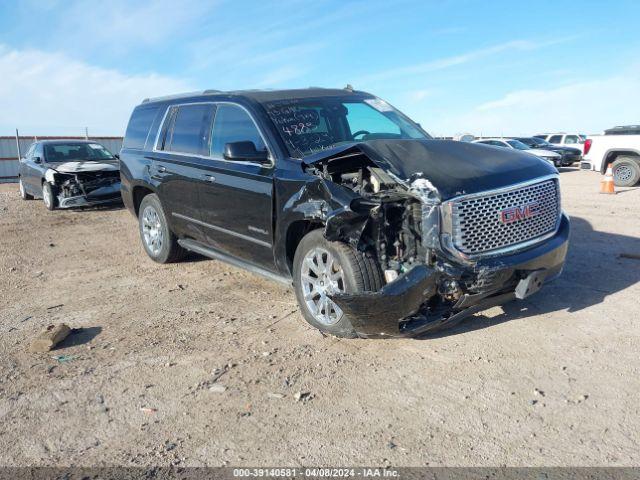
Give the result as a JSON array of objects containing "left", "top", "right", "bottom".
[
  {"left": 304, "top": 139, "right": 556, "bottom": 200},
  {"left": 48, "top": 161, "right": 119, "bottom": 174}
]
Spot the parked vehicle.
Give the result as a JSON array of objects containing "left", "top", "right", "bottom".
[
  {"left": 514, "top": 137, "right": 581, "bottom": 166},
  {"left": 534, "top": 133, "right": 587, "bottom": 149},
  {"left": 18, "top": 140, "right": 122, "bottom": 210},
  {"left": 120, "top": 88, "right": 569, "bottom": 338},
  {"left": 582, "top": 131, "right": 640, "bottom": 186},
  {"left": 472, "top": 138, "right": 562, "bottom": 166}
]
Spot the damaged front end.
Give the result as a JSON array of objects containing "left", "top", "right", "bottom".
[
  {"left": 44, "top": 163, "right": 122, "bottom": 208},
  {"left": 296, "top": 142, "right": 569, "bottom": 338}
]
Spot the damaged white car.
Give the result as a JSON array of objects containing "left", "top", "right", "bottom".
[{"left": 19, "top": 140, "right": 122, "bottom": 210}]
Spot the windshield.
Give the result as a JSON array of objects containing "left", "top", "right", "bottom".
[
  {"left": 262, "top": 96, "right": 429, "bottom": 157},
  {"left": 506, "top": 140, "right": 530, "bottom": 150},
  {"left": 44, "top": 143, "right": 115, "bottom": 163}
]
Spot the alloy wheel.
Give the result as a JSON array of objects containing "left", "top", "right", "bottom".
[
  {"left": 142, "top": 205, "right": 164, "bottom": 256},
  {"left": 300, "top": 247, "right": 346, "bottom": 325},
  {"left": 43, "top": 185, "right": 52, "bottom": 208}
]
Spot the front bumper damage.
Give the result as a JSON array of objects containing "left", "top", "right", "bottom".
[
  {"left": 57, "top": 182, "right": 122, "bottom": 208},
  {"left": 331, "top": 213, "right": 570, "bottom": 338}
]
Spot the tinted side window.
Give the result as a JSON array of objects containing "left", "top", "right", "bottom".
[
  {"left": 168, "top": 104, "right": 215, "bottom": 155},
  {"left": 210, "top": 104, "right": 266, "bottom": 157},
  {"left": 124, "top": 106, "right": 160, "bottom": 149},
  {"left": 548, "top": 135, "right": 562, "bottom": 143}
]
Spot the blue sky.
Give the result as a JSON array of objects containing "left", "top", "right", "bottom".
[{"left": 1, "top": 0, "right": 639, "bottom": 136}]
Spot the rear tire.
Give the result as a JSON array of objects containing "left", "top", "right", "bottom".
[
  {"left": 611, "top": 156, "right": 640, "bottom": 187},
  {"left": 293, "top": 229, "right": 383, "bottom": 338},
  {"left": 19, "top": 178, "right": 33, "bottom": 200},
  {"left": 138, "top": 193, "right": 186, "bottom": 263},
  {"left": 42, "top": 182, "right": 57, "bottom": 210}
]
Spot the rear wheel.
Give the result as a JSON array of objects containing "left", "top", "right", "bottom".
[
  {"left": 19, "top": 178, "right": 33, "bottom": 200},
  {"left": 42, "top": 182, "right": 57, "bottom": 210},
  {"left": 293, "top": 229, "right": 383, "bottom": 338},
  {"left": 611, "top": 156, "right": 640, "bottom": 187},
  {"left": 138, "top": 194, "right": 186, "bottom": 263}
]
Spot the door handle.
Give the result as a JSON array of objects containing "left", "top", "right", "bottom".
[
  {"left": 157, "top": 165, "right": 167, "bottom": 173},
  {"left": 203, "top": 174, "right": 216, "bottom": 183}
]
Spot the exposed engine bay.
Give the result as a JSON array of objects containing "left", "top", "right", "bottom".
[
  {"left": 296, "top": 143, "right": 568, "bottom": 338},
  {"left": 44, "top": 162, "right": 122, "bottom": 208},
  {"left": 306, "top": 151, "right": 430, "bottom": 278}
]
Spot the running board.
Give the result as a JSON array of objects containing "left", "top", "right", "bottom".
[{"left": 178, "top": 239, "right": 292, "bottom": 286}]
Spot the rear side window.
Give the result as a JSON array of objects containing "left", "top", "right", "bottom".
[
  {"left": 210, "top": 104, "right": 266, "bottom": 157},
  {"left": 548, "top": 135, "right": 562, "bottom": 143},
  {"left": 124, "top": 106, "right": 160, "bottom": 149},
  {"left": 564, "top": 135, "right": 579, "bottom": 144},
  {"left": 167, "top": 104, "right": 215, "bottom": 155}
]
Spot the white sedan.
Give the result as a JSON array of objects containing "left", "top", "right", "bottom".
[{"left": 473, "top": 138, "right": 562, "bottom": 166}]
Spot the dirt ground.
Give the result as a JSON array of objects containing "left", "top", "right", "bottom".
[{"left": 0, "top": 169, "right": 639, "bottom": 467}]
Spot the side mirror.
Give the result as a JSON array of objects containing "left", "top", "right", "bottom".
[
  {"left": 223, "top": 141, "right": 270, "bottom": 164},
  {"left": 114, "top": 153, "right": 120, "bottom": 159},
  {"left": 33, "top": 156, "right": 42, "bottom": 164}
]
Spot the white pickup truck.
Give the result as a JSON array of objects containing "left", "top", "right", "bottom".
[{"left": 583, "top": 126, "right": 640, "bottom": 187}]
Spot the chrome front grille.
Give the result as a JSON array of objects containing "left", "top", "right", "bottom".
[{"left": 448, "top": 179, "right": 560, "bottom": 256}]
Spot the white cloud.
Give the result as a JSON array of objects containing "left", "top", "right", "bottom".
[
  {"left": 359, "top": 37, "right": 578, "bottom": 85},
  {"left": 407, "top": 89, "right": 433, "bottom": 102},
  {"left": 435, "top": 70, "right": 640, "bottom": 136},
  {"left": 0, "top": 45, "right": 193, "bottom": 135},
  {"left": 255, "top": 66, "right": 309, "bottom": 88},
  {"left": 46, "top": 0, "right": 212, "bottom": 56}
]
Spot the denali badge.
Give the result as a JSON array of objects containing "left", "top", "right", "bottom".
[{"left": 499, "top": 202, "right": 540, "bottom": 224}]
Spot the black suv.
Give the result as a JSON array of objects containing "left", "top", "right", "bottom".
[
  {"left": 120, "top": 88, "right": 569, "bottom": 338},
  {"left": 19, "top": 140, "right": 122, "bottom": 210}
]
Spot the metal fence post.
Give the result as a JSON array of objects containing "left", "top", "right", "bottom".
[{"left": 15, "top": 128, "right": 21, "bottom": 160}]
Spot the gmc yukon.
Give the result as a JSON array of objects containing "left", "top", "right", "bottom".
[{"left": 119, "top": 88, "right": 570, "bottom": 338}]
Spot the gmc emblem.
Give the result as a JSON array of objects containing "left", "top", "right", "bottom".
[{"left": 499, "top": 202, "right": 540, "bottom": 224}]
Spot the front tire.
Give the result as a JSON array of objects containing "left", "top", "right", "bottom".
[
  {"left": 611, "top": 156, "right": 640, "bottom": 187},
  {"left": 138, "top": 194, "right": 186, "bottom": 263},
  {"left": 19, "top": 178, "right": 33, "bottom": 200},
  {"left": 293, "top": 229, "right": 383, "bottom": 338},
  {"left": 42, "top": 182, "right": 57, "bottom": 210}
]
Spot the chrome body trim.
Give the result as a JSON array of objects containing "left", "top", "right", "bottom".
[
  {"left": 439, "top": 174, "right": 562, "bottom": 262},
  {"left": 171, "top": 212, "right": 271, "bottom": 248}
]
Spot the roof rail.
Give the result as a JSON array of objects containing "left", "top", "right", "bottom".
[{"left": 142, "top": 89, "right": 223, "bottom": 103}]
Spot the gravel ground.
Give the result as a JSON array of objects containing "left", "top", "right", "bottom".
[{"left": 0, "top": 169, "right": 639, "bottom": 467}]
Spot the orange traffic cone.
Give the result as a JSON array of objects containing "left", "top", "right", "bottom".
[{"left": 600, "top": 165, "right": 616, "bottom": 194}]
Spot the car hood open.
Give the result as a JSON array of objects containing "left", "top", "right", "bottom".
[
  {"left": 303, "top": 139, "right": 556, "bottom": 200},
  {"left": 47, "top": 161, "right": 119, "bottom": 174}
]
